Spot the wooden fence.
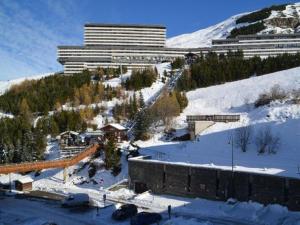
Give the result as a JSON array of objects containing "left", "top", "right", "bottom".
[{"left": 0, "top": 144, "right": 100, "bottom": 174}]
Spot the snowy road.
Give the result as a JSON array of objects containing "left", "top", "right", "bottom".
[
  {"left": 0, "top": 196, "right": 256, "bottom": 225},
  {"left": 0, "top": 196, "right": 104, "bottom": 225}
]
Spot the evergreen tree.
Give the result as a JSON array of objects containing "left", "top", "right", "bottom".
[
  {"left": 104, "top": 137, "right": 120, "bottom": 169},
  {"left": 134, "top": 109, "right": 151, "bottom": 141},
  {"left": 163, "top": 70, "right": 168, "bottom": 77},
  {"left": 139, "top": 91, "right": 145, "bottom": 109},
  {"left": 132, "top": 93, "right": 138, "bottom": 114}
]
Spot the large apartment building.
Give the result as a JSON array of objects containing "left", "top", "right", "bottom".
[
  {"left": 58, "top": 24, "right": 300, "bottom": 74},
  {"left": 58, "top": 24, "right": 205, "bottom": 74},
  {"left": 211, "top": 33, "right": 300, "bottom": 58}
]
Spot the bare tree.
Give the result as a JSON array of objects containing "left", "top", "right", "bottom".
[
  {"left": 255, "top": 85, "right": 286, "bottom": 108},
  {"left": 234, "top": 125, "right": 252, "bottom": 152},
  {"left": 151, "top": 91, "right": 181, "bottom": 129},
  {"left": 255, "top": 126, "right": 280, "bottom": 154},
  {"left": 270, "top": 84, "right": 286, "bottom": 101},
  {"left": 292, "top": 88, "right": 300, "bottom": 104}
]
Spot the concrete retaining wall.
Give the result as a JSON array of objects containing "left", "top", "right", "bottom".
[{"left": 128, "top": 159, "right": 300, "bottom": 211}]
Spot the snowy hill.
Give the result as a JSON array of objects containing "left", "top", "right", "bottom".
[
  {"left": 166, "top": 14, "right": 245, "bottom": 48},
  {"left": 167, "top": 2, "right": 300, "bottom": 48},
  {"left": 140, "top": 67, "right": 300, "bottom": 178}
]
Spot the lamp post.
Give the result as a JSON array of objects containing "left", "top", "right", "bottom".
[{"left": 228, "top": 133, "right": 234, "bottom": 198}]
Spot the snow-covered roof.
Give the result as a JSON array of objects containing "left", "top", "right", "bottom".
[
  {"left": 84, "top": 130, "right": 104, "bottom": 136},
  {"left": 58, "top": 131, "right": 80, "bottom": 136},
  {"left": 101, "top": 123, "right": 127, "bottom": 131},
  {"left": 17, "top": 177, "right": 33, "bottom": 184}
]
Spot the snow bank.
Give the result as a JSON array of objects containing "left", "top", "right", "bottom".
[
  {"left": 103, "top": 70, "right": 132, "bottom": 87},
  {"left": 135, "top": 192, "right": 300, "bottom": 225}
]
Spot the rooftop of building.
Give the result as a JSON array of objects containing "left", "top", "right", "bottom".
[
  {"left": 212, "top": 33, "right": 300, "bottom": 44},
  {"left": 237, "top": 33, "right": 300, "bottom": 39},
  {"left": 85, "top": 23, "right": 166, "bottom": 29}
]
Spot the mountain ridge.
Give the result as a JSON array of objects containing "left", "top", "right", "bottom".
[{"left": 167, "top": 2, "right": 300, "bottom": 48}]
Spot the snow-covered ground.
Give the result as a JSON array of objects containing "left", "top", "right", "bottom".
[
  {"left": 103, "top": 69, "right": 132, "bottom": 88},
  {"left": 136, "top": 192, "right": 300, "bottom": 225},
  {"left": 138, "top": 67, "right": 300, "bottom": 178}
]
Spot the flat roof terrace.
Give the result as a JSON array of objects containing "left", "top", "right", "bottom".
[{"left": 85, "top": 23, "right": 166, "bottom": 29}]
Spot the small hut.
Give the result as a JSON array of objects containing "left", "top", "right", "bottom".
[{"left": 15, "top": 177, "right": 33, "bottom": 191}]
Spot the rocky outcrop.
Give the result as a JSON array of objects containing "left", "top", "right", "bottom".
[{"left": 266, "top": 17, "right": 300, "bottom": 29}]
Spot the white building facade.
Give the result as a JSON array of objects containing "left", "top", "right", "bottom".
[{"left": 211, "top": 33, "right": 300, "bottom": 58}]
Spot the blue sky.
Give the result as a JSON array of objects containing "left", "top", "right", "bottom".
[{"left": 0, "top": 0, "right": 296, "bottom": 80}]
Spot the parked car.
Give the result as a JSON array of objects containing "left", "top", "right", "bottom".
[
  {"left": 61, "top": 193, "right": 90, "bottom": 208},
  {"left": 130, "top": 212, "right": 162, "bottom": 225},
  {"left": 15, "top": 217, "right": 58, "bottom": 225},
  {"left": 112, "top": 204, "right": 138, "bottom": 220}
]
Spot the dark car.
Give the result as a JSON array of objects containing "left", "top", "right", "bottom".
[
  {"left": 130, "top": 212, "right": 162, "bottom": 225},
  {"left": 61, "top": 193, "right": 90, "bottom": 208},
  {"left": 112, "top": 204, "right": 138, "bottom": 220}
]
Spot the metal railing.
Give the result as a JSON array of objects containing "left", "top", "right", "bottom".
[{"left": 187, "top": 115, "right": 240, "bottom": 123}]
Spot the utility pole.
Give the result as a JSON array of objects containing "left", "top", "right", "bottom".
[
  {"left": 120, "top": 64, "right": 123, "bottom": 81},
  {"left": 9, "top": 173, "right": 12, "bottom": 192},
  {"left": 63, "top": 167, "right": 68, "bottom": 183},
  {"left": 231, "top": 135, "right": 234, "bottom": 174}
]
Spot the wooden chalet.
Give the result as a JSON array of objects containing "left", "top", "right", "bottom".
[
  {"left": 57, "top": 131, "right": 87, "bottom": 158},
  {"left": 100, "top": 123, "right": 128, "bottom": 142}
]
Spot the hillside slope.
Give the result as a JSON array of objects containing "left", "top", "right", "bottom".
[
  {"left": 166, "top": 14, "right": 245, "bottom": 48},
  {"left": 140, "top": 67, "right": 300, "bottom": 178},
  {"left": 167, "top": 2, "right": 300, "bottom": 48}
]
